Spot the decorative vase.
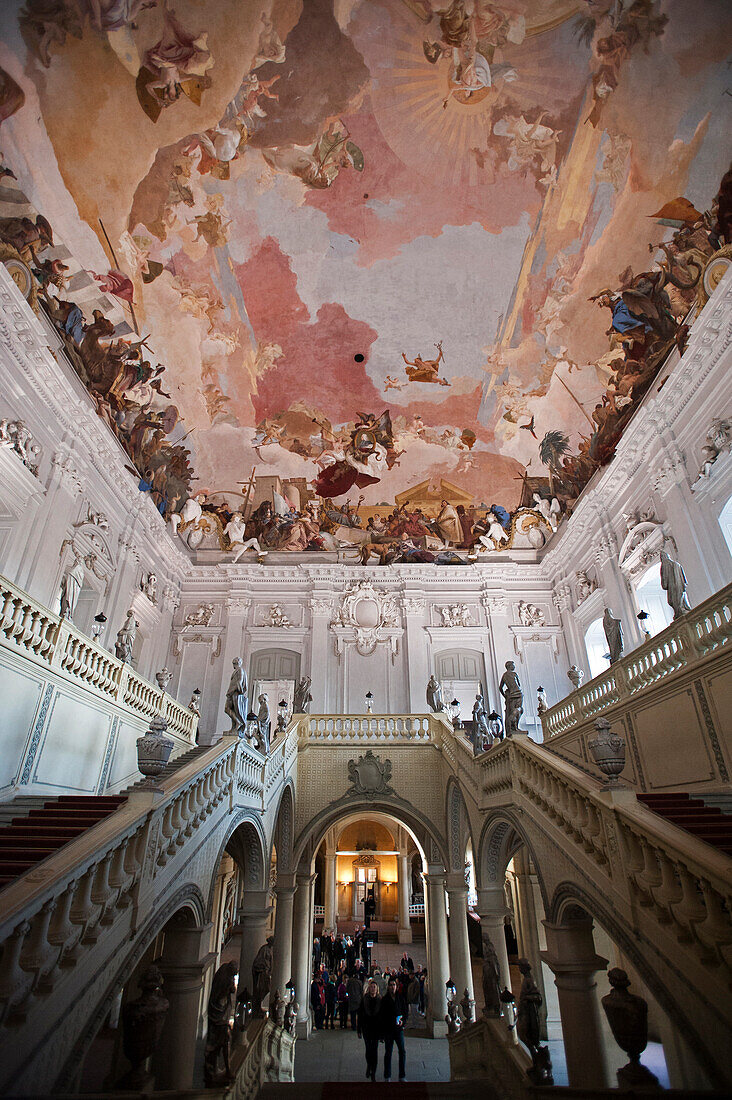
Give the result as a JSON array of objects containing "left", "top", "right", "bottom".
[
  {"left": 588, "top": 717, "right": 626, "bottom": 787},
  {"left": 527, "top": 524, "right": 545, "bottom": 549},
  {"left": 601, "top": 969, "right": 660, "bottom": 1089},
  {"left": 136, "top": 715, "right": 174, "bottom": 789}
]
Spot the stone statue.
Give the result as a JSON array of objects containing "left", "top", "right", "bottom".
[
  {"left": 567, "top": 665, "right": 584, "bottom": 691},
  {"left": 536, "top": 686, "right": 548, "bottom": 715},
  {"left": 224, "top": 658, "right": 248, "bottom": 736},
  {"left": 499, "top": 661, "right": 523, "bottom": 735},
  {"left": 270, "top": 988, "right": 284, "bottom": 1026},
  {"left": 575, "top": 570, "right": 597, "bottom": 602},
  {"left": 204, "top": 961, "right": 237, "bottom": 1085},
  {"left": 445, "top": 998, "right": 461, "bottom": 1034},
  {"left": 188, "top": 690, "right": 201, "bottom": 715},
  {"left": 283, "top": 998, "right": 298, "bottom": 1035},
  {"left": 120, "top": 966, "right": 169, "bottom": 1089},
  {"left": 294, "top": 676, "right": 312, "bottom": 714},
  {"left": 602, "top": 608, "right": 623, "bottom": 665},
  {"left": 155, "top": 668, "right": 171, "bottom": 692},
  {"left": 473, "top": 693, "right": 491, "bottom": 749},
  {"left": 257, "top": 694, "right": 271, "bottom": 753},
  {"left": 59, "top": 555, "right": 85, "bottom": 622},
  {"left": 115, "top": 610, "right": 138, "bottom": 665},
  {"left": 140, "top": 572, "right": 157, "bottom": 603},
  {"left": 251, "top": 935, "right": 274, "bottom": 1017},
  {"left": 481, "top": 931, "right": 502, "bottom": 1016},
  {"left": 516, "top": 959, "right": 542, "bottom": 1058},
  {"left": 660, "top": 549, "right": 691, "bottom": 620},
  {"left": 426, "top": 674, "right": 444, "bottom": 713},
  {"left": 601, "top": 968, "right": 659, "bottom": 1089}
]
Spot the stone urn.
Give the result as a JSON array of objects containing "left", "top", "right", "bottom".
[
  {"left": 601, "top": 968, "right": 660, "bottom": 1089},
  {"left": 136, "top": 715, "right": 174, "bottom": 789},
  {"left": 155, "top": 668, "right": 172, "bottom": 692},
  {"left": 588, "top": 717, "right": 626, "bottom": 788}
]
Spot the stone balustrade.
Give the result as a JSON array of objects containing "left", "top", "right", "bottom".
[
  {"left": 542, "top": 582, "right": 731, "bottom": 738},
  {"left": 296, "top": 712, "right": 446, "bottom": 743},
  {"left": 540, "top": 583, "right": 731, "bottom": 792},
  {"left": 0, "top": 573, "right": 198, "bottom": 743}
]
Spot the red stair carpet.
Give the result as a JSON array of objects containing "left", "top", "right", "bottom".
[
  {"left": 637, "top": 793, "right": 732, "bottom": 857},
  {"left": 0, "top": 795, "right": 127, "bottom": 888}
]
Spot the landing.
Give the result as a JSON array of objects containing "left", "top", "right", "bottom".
[{"left": 295, "top": 1025, "right": 450, "bottom": 1084}]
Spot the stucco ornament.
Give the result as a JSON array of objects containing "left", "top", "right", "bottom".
[
  {"left": 331, "top": 580, "right": 400, "bottom": 657},
  {"left": 347, "top": 750, "right": 393, "bottom": 800}
]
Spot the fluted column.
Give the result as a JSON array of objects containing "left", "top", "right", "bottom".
[
  {"left": 397, "top": 850, "right": 412, "bottom": 943},
  {"left": 542, "top": 915, "right": 611, "bottom": 1088},
  {"left": 237, "top": 889, "right": 272, "bottom": 1003},
  {"left": 424, "top": 872, "right": 450, "bottom": 1038},
  {"left": 292, "top": 872, "right": 317, "bottom": 1037},
  {"left": 324, "top": 848, "right": 337, "bottom": 929},
  {"left": 446, "top": 874, "right": 474, "bottom": 1006},
  {"left": 271, "top": 876, "right": 297, "bottom": 1001}
]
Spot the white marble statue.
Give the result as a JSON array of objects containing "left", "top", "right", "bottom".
[
  {"left": 532, "top": 493, "right": 561, "bottom": 531},
  {"left": 184, "top": 604, "right": 215, "bottom": 627},
  {"left": 141, "top": 572, "right": 157, "bottom": 604},
  {"left": 518, "top": 601, "right": 545, "bottom": 626},
  {"left": 536, "top": 686, "right": 548, "bottom": 715},
  {"left": 575, "top": 571, "right": 597, "bottom": 602},
  {"left": 155, "top": 668, "right": 172, "bottom": 692},
  {"left": 660, "top": 550, "right": 691, "bottom": 620},
  {"left": 294, "top": 677, "right": 312, "bottom": 713},
  {"left": 257, "top": 694, "right": 271, "bottom": 752},
  {"left": 603, "top": 608, "right": 623, "bottom": 665},
  {"left": 224, "top": 512, "right": 267, "bottom": 563},
  {"left": 499, "top": 661, "right": 523, "bottom": 734},
  {"left": 263, "top": 604, "right": 291, "bottom": 627},
  {"left": 695, "top": 417, "right": 731, "bottom": 482},
  {"left": 115, "top": 610, "right": 138, "bottom": 665},
  {"left": 59, "top": 555, "right": 85, "bottom": 622}
]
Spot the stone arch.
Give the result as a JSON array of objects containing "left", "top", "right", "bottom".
[
  {"left": 271, "top": 781, "right": 295, "bottom": 874},
  {"left": 547, "top": 882, "right": 721, "bottom": 1088},
  {"left": 445, "top": 778, "right": 474, "bottom": 873},
  {"left": 476, "top": 811, "right": 550, "bottom": 909},
  {"left": 55, "top": 885, "right": 206, "bottom": 1092},
  {"left": 294, "top": 796, "right": 448, "bottom": 873},
  {"left": 207, "top": 812, "right": 268, "bottom": 910}
]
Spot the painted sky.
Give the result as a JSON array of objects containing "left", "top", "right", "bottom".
[{"left": 1, "top": 0, "right": 730, "bottom": 510}]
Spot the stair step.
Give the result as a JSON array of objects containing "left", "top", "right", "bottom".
[{"left": 1, "top": 825, "right": 90, "bottom": 838}]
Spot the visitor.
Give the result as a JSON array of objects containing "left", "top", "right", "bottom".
[
  {"left": 310, "top": 976, "right": 325, "bottom": 1030},
  {"left": 357, "top": 979, "right": 382, "bottom": 1082},
  {"left": 347, "top": 969, "right": 363, "bottom": 1029},
  {"left": 417, "top": 966, "right": 427, "bottom": 1015},
  {"left": 380, "top": 976, "right": 408, "bottom": 1082},
  {"left": 400, "top": 951, "right": 414, "bottom": 972},
  {"left": 324, "top": 976, "right": 337, "bottom": 1029},
  {"left": 337, "top": 976, "right": 348, "bottom": 1028}
]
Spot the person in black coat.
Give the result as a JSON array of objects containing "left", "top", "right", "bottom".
[
  {"left": 379, "top": 977, "right": 408, "bottom": 1082},
  {"left": 324, "top": 977, "right": 337, "bottom": 1029},
  {"left": 357, "top": 979, "right": 382, "bottom": 1082}
]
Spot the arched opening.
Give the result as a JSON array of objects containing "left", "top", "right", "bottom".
[
  {"left": 717, "top": 492, "right": 732, "bottom": 556},
  {"left": 584, "top": 616, "right": 609, "bottom": 679},
  {"left": 74, "top": 897, "right": 210, "bottom": 1094},
  {"left": 633, "top": 562, "right": 673, "bottom": 638}
]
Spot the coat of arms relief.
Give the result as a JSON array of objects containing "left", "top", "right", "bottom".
[{"left": 347, "top": 750, "right": 393, "bottom": 800}]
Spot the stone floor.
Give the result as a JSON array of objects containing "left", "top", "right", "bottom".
[{"left": 295, "top": 1022, "right": 451, "bottom": 1084}]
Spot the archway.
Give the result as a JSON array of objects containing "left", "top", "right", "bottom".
[{"left": 62, "top": 889, "right": 207, "bottom": 1094}]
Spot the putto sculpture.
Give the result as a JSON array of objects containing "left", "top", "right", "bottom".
[{"left": 567, "top": 664, "right": 585, "bottom": 691}]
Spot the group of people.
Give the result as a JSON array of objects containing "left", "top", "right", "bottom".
[{"left": 310, "top": 934, "right": 425, "bottom": 1083}]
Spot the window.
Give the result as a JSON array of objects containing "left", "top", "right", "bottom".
[
  {"left": 585, "top": 617, "right": 610, "bottom": 679},
  {"left": 719, "top": 494, "right": 732, "bottom": 557},
  {"left": 634, "top": 562, "right": 673, "bottom": 638}
]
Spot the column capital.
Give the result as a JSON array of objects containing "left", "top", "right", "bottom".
[
  {"left": 423, "top": 870, "right": 446, "bottom": 887},
  {"left": 542, "top": 917, "right": 608, "bottom": 980},
  {"left": 445, "top": 873, "right": 469, "bottom": 893},
  {"left": 476, "top": 885, "right": 509, "bottom": 918},
  {"left": 274, "top": 872, "right": 297, "bottom": 892},
  {"left": 296, "top": 871, "right": 317, "bottom": 888}
]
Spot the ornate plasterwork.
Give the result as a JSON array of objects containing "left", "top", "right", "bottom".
[
  {"left": 331, "top": 581, "right": 401, "bottom": 658},
  {"left": 617, "top": 512, "right": 670, "bottom": 580},
  {"left": 347, "top": 750, "right": 393, "bottom": 800},
  {"left": 517, "top": 601, "right": 545, "bottom": 626}
]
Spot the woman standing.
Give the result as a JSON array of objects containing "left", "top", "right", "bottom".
[{"left": 357, "top": 979, "right": 382, "bottom": 1082}]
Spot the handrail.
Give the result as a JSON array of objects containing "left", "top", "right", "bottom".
[
  {"left": 475, "top": 734, "right": 732, "bottom": 971},
  {"left": 0, "top": 572, "right": 197, "bottom": 741},
  {"left": 542, "top": 582, "right": 732, "bottom": 737}
]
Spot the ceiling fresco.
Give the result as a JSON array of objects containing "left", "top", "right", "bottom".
[{"left": 0, "top": 0, "right": 730, "bottom": 560}]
